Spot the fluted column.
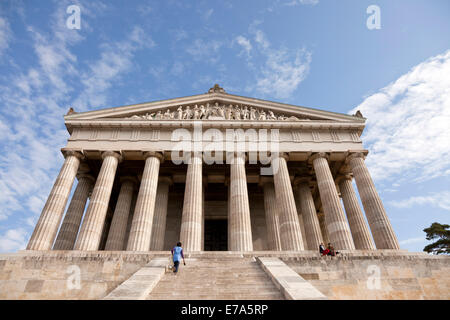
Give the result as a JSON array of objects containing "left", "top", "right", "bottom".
[
  {"left": 105, "top": 177, "right": 136, "bottom": 251},
  {"left": 180, "top": 152, "right": 203, "bottom": 251},
  {"left": 273, "top": 153, "right": 304, "bottom": 251},
  {"left": 260, "top": 177, "right": 282, "bottom": 251},
  {"left": 74, "top": 151, "right": 121, "bottom": 251},
  {"left": 149, "top": 176, "right": 172, "bottom": 251},
  {"left": 347, "top": 153, "right": 400, "bottom": 249},
  {"left": 310, "top": 153, "right": 355, "bottom": 250},
  {"left": 201, "top": 177, "right": 207, "bottom": 251},
  {"left": 127, "top": 152, "right": 163, "bottom": 251},
  {"left": 228, "top": 152, "right": 253, "bottom": 251},
  {"left": 53, "top": 173, "right": 95, "bottom": 250},
  {"left": 27, "top": 151, "right": 84, "bottom": 251},
  {"left": 294, "top": 177, "right": 323, "bottom": 251},
  {"left": 337, "top": 174, "right": 376, "bottom": 250},
  {"left": 318, "top": 212, "right": 329, "bottom": 244}
]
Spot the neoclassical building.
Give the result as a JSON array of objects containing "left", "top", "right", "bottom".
[{"left": 26, "top": 85, "right": 400, "bottom": 253}]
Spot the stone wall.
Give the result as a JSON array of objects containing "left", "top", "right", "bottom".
[
  {"left": 0, "top": 251, "right": 166, "bottom": 300},
  {"left": 1, "top": 250, "right": 448, "bottom": 300},
  {"left": 282, "top": 252, "right": 450, "bottom": 299}
]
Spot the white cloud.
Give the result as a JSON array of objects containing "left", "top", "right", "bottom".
[
  {"left": 285, "top": 0, "right": 319, "bottom": 6},
  {"left": 0, "top": 228, "right": 28, "bottom": 252},
  {"left": 351, "top": 50, "right": 450, "bottom": 182},
  {"left": 389, "top": 191, "right": 450, "bottom": 211},
  {"left": 249, "top": 29, "right": 311, "bottom": 99},
  {"left": 204, "top": 8, "right": 214, "bottom": 20},
  {"left": 186, "top": 39, "right": 224, "bottom": 64},
  {"left": 0, "top": 16, "right": 12, "bottom": 57},
  {"left": 399, "top": 237, "right": 426, "bottom": 246},
  {"left": 0, "top": 2, "right": 153, "bottom": 236},
  {"left": 235, "top": 35, "right": 252, "bottom": 58}
]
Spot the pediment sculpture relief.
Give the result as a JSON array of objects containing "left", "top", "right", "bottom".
[{"left": 127, "top": 103, "right": 308, "bottom": 121}]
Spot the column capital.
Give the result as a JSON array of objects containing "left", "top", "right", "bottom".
[
  {"left": 293, "top": 176, "right": 311, "bottom": 186},
  {"left": 228, "top": 151, "right": 247, "bottom": 164},
  {"left": 279, "top": 152, "right": 289, "bottom": 161},
  {"left": 308, "top": 152, "right": 329, "bottom": 164},
  {"left": 101, "top": 151, "right": 123, "bottom": 162},
  {"left": 76, "top": 173, "right": 95, "bottom": 183},
  {"left": 258, "top": 176, "right": 274, "bottom": 187},
  {"left": 345, "top": 151, "right": 369, "bottom": 164},
  {"left": 335, "top": 174, "right": 353, "bottom": 185},
  {"left": 62, "top": 149, "right": 85, "bottom": 160},
  {"left": 143, "top": 151, "right": 164, "bottom": 162},
  {"left": 159, "top": 175, "right": 173, "bottom": 186},
  {"left": 120, "top": 175, "right": 138, "bottom": 185}
]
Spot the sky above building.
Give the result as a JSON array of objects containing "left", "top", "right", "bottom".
[{"left": 0, "top": 0, "right": 448, "bottom": 253}]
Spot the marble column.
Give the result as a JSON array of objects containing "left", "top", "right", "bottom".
[
  {"left": 260, "top": 177, "right": 282, "bottom": 251},
  {"left": 27, "top": 151, "right": 84, "bottom": 251},
  {"left": 228, "top": 152, "right": 253, "bottom": 251},
  {"left": 105, "top": 177, "right": 137, "bottom": 251},
  {"left": 53, "top": 173, "right": 95, "bottom": 250},
  {"left": 347, "top": 153, "right": 400, "bottom": 249},
  {"left": 337, "top": 174, "right": 376, "bottom": 250},
  {"left": 127, "top": 152, "right": 163, "bottom": 251},
  {"left": 149, "top": 176, "right": 172, "bottom": 251},
  {"left": 74, "top": 151, "right": 121, "bottom": 251},
  {"left": 273, "top": 153, "right": 304, "bottom": 251},
  {"left": 180, "top": 152, "right": 203, "bottom": 251},
  {"left": 294, "top": 177, "right": 323, "bottom": 251},
  {"left": 318, "top": 212, "right": 329, "bottom": 245},
  {"left": 310, "top": 153, "right": 355, "bottom": 250},
  {"left": 201, "top": 178, "right": 206, "bottom": 251}
]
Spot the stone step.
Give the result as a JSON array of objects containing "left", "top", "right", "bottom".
[{"left": 147, "top": 257, "right": 284, "bottom": 300}]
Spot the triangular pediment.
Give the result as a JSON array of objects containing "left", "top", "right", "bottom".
[{"left": 65, "top": 85, "right": 365, "bottom": 123}]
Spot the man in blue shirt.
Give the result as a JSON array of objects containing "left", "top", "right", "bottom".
[{"left": 171, "top": 242, "right": 186, "bottom": 274}]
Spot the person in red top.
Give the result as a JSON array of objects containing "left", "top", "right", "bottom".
[{"left": 319, "top": 242, "right": 330, "bottom": 256}]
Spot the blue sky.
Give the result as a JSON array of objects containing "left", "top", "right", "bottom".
[{"left": 0, "top": 0, "right": 449, "bottom": 252}]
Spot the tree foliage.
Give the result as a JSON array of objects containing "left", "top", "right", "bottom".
[{"left": 423, "top": 222, "right": 450, "bottom": 255}]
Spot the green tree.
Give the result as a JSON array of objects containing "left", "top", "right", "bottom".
[{"left": 423, "top": 222, "right": 450, "bottom": 255}]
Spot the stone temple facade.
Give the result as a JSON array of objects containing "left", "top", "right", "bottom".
[
  {"left": 1, "top": 85, "right": 449, "bottom": 300},
  {"left": 27, "top": 84, "right": 399, "bottom": 254}
]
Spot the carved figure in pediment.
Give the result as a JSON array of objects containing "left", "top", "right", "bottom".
[
  {"left": 217, "top": 105, "right": 225, "bottom": 118},
  {"left": 193, "top": 105, "right": 200, "bottom": 119},
  {"left": 183, "top": 106, "right": 192, "bottom": 119},
  {"left": 164, "top": 109, "right": 173, "bottom": 119},
  {"left": 288, "top": 116, "right": 300, "bottom": 121},
  {"left": 199, "top": 105, "right": 206, "bottom": 119},
  {"left": 176, "top": 106, "right": 183, "bottom": 119},
  {"left": 242, "top": 106, "right": 249, "bottom": 120},
  {"left": 204, "top": 103, "right": 211, "bottom": 119},
  {"left": 277, "top": 115, "right": 287, "bottom": 120},
  {"left": 155, "top": 110, "right": 163, "bottom": 120},
  {"left": 225, "top": 104, "right": 233, "bottom": 120},
  {"left": 268, "top": 111, "right": 277, "bottom": 120},
  {"left": 249, "top": 107, "right": 257, "bottom": 120},
  {"left": 233, "top": 106, "right": 241, "bottom": 120},
  {"left": 258, "top": 110, "right": 266, "bottom": 120}
]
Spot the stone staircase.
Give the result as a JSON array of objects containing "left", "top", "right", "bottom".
[{"left": 146, "top": 255, "right": 284, "bottom": 300}]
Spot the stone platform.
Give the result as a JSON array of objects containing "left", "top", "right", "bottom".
[{"left": 0, "top": 250, "right": 448, "bottom": 300}]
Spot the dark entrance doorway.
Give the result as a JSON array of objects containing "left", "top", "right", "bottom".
[{"left": 204, "top": 219, "right": 227, "bottom": 251}]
